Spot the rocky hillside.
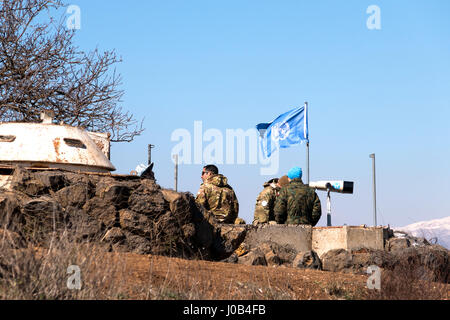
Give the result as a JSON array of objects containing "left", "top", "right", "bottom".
[{"left": 0, "top": 167, "right": 228, "bottom": 259}]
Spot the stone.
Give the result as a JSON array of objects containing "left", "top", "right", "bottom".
[
  {"left": 257, "top": 242, "right": 282, "bottom": 266},
  {"left": 55, "top": 183, "right": 93, "bottom": 208},
  {"left": 101, "top": 227, "right": 126, "bottom": 244},
  {"left": 365, "top": 249, "right": 394, "bottom": 268},
  {"left": 10, "top": 168, "right": 47, "bottom": 196},
  {"left": 238, "top": 248, "right": 267, "bottom": 266},
  {"left": 128, "top": 191, "right": 167, "bottom": 217},
  {"left": 122, "top": 231, "right": 153, "bottom": 255},
  {"left": 66, "top": 206, "right": 104, "bottom": 241},
  {"left": 35, "top": 172, "right": 69, "bottom": 192},
  {"left": 119, "top": 209, "right": 153, "bottom": 236},
  {"left": 349, "top": 248, "right": 393, "bottom": 273},
  {"left": 388, "top": 238, "right": 411, "bottom": 252},
  {"left": 221, "top": 253, "right": 238, "bottom": 264},
  {"left": 162, "top": 192, "right": 193, "bottom": 225},
  {"left": 22, "top": 196, "right": 62, "bottom": 217},
  {"left": 134, "top": 179, "right": 161, "bottom": 194},
  {"left": 99, "top": 184, "right": 132, "bottom": 209},
  {"left": 0, "top": 193, "right": 24, "bottom": 230},
  {"left": 258, "top": 242, "right": 273, "bottom": 255},
  {"left": 161, "top": 189, "right": 181, "bottom": 207},
  {"left": 292, "top": 251, "right": 321, "bottom": 270},
  {"left": 321, "top": 249, "right": 353, "bottom": 272},
  {"left": 63, "top": 172, "right": 94, "bottom": 186},
  {"left": 265, "top": 250, "right": 282, "bottom": 266},
  {"left": 22, "top": 196, "right": 65, "bottom": 238},
  {"left": 234, "top": 243, "right": 250, "bottom": 257},
  {"left": 83, "top": 198, "right": 118, "bottom": 229},
  {"left": 260, "top": 241, "right": 298, "bottom": 265},
  {"left": 217, "top": 224, "right": 249, "bottom": 258}
]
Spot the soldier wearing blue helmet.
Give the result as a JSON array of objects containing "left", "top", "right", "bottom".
[{"left": 274, "top": 167, "right": 322, "bottom": 226}]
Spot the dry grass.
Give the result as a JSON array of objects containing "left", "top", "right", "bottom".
[
  {"left": 1, "top": 181, "right": 449, "bottom": 300},
  {"left": 0, "top": 230, "right": 131, "bottom": 300},
  {"left": 0, "top": 228, "right": 368, "bottom": 300},
  {"left": 105, "top": 253, "right": 372, "bottom": 300},
  {"left": 1, "top": 229, "right": 448, "bottom": 300},
  {"left": 366, "top": 258, "right": 449, "bottom": 300}
]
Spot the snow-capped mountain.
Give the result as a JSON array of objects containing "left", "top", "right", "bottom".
[{"left": 395, "top": 216, "right": 450, "bottom": 249}]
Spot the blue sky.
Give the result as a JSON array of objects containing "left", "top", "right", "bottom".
[{"left": 64, "top": 1, "right": 450, "bottom": 227}]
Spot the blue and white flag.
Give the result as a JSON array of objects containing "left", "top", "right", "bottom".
[{"left": 256, "top": 105, "right": 309, "bottom": 158}]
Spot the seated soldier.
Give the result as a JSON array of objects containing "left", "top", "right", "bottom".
[
  {"left": 274, "top": 167, "right": 322, "bottom": 226},
  {"left": 253, "top": 176, "right": 289, "bottom": 225},
  {"left": 195, "top": 165, "right": 239, "bottom": 224}
]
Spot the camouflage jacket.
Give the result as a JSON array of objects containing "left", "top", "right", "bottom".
[
  {"left": 253, "top": 179, "right": 280, "bottom": 224},
  {"left": 274, "top": 179, "right": 322, "bottom": 226},
  {"left": 195, "top": 174, "right": 239, "bottom": 224}
]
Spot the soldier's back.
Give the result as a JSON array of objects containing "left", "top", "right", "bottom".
[
  {"left": 253, "top": 184, "right": 278, "bottom": 224},
  {"left": 275, "top": 179, "right": 321, "bottom": 226},
  {"left": 197, "top": 174, "right": 239, "bottom": 224}
]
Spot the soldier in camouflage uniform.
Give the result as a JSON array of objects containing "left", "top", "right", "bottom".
[
  {"left": 253, "top": 176, "right": 289, "bottom": 225},
  {"left": 196, "top": 165, "right": 239, "bottom": 224},
  {"left": 274, "top": 167, "right": 322, "bottom": 226}
]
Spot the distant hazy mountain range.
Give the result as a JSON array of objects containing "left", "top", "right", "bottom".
[{"left": 395, "top": 216, "right": 450, "bottom": 249}]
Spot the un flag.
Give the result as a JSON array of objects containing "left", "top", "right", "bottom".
[{"left": 256, "top": 106, "right": 309, "bottom": 158}]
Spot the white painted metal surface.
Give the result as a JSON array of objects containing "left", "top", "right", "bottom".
[{"left": 0, "top": 122, "right": 116, "bottom": 173}]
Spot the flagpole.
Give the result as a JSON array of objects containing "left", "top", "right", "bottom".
[
  {"left": 305, "top": 102, "right": 310, "bottom": 185},
  {"left": 306, "top": 141, "right": 310, "bottom": 185}
]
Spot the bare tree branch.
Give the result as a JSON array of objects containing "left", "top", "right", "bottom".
[{"left": 0, "top": 0, "right": 144, "bottom": 142}]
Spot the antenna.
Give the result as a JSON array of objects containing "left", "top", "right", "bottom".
[{"left": 370, "top": 153, "right": 377, "bottom": 226}]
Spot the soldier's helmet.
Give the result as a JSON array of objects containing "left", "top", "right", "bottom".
[{"left": 287, "top": 167, "right": 303, "bottom": 180}]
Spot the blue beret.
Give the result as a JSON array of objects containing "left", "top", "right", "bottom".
[{"left": 288, "top": 167, "right": 303, "bottom": 180}]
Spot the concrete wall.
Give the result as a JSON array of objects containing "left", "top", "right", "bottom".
[
  {"left": 245, "top": 225, "right": 312, "bottom": 252},
  {"left": 312, "top": 226, "right": 385, "bottom": 258},
  {"left": 346, "top": 227, "right": 385, "bottom": 251},
  {"left": 242, "top": 225, "right": 387, "bottom": 258},
  {"left": 311, "top": 227, "right": 347, "bottom": 257}
]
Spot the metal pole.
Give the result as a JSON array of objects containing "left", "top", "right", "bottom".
[
  {"left": 306, "top": 142, "right": 310, "bottom": 185},
  {"left": 174, "top": 154, "right": 178, "bottom": 192},
  {"left": 148, "top": 144, "right": 155, "bottom": 166},
  {"left": 327, "top": 188, "right": 332, "bottom": 227},
  {"left": 370, "top": 153, "right": 377, "bottom": 226},
  {"left": 305, "top": 102, "right": 310, "bottom": 185}
]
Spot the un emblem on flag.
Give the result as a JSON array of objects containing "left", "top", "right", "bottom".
[{"left": 272, "top": 122, "right": 291, "bottom": 141}]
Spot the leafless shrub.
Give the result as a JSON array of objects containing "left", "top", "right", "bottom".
[{"left": 0, "top": 0, "right": 143, "bottom": 142}]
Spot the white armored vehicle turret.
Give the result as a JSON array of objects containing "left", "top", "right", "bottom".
[{"left": 0, "top": 112, "right": 116, "bottom": 188}]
